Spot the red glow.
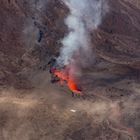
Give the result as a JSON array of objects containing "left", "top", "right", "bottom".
[{"left": 54, "top": 70, "right": 82, "bottom": 94}]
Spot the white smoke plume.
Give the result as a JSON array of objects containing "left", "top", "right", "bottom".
[{"left": 58, "top": 0, "right": 108, "bottom": 66}]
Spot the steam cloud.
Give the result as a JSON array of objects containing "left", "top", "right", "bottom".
[{"left": 57, "top": 0, "right": 108, "bottom": 66}]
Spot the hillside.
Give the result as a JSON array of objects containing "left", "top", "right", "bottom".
[{"left": 0, "top": 0, "right": 139, "bottom": 140}]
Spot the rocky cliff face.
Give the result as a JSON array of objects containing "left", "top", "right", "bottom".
[{"left": 0, "top": 0, "right": 139, "bottom": 140}]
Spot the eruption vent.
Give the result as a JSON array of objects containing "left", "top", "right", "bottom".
[{"left": 54, "top": 69, "right": 82, "bottom": 94}]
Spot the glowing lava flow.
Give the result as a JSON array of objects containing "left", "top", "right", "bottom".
[{"left": 54, "top": 70, "right": 82, "bottom": 94}]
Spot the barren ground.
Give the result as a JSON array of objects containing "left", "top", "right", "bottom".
[{"left": 0, "top": 0, "right": 140, "bottom": 140}]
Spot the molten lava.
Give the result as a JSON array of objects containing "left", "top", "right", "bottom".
[{"left": 54, "top": 70, "right": 82, "bottom": 94}]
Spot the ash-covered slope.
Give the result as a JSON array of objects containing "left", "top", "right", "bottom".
[{"left": 0, "top": 0, "right": 140, "bottom": 140}]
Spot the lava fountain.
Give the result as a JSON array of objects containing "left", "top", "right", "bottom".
[{"left": 54, "top": 66, "right": 82, "bottom": 95}]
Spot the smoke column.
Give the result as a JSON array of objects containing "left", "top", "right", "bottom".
[{"left": 57, "top": 0, "right": 108, "bottom": 66}]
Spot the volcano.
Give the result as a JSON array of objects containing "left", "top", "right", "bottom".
[{"left": 0, "top": 0, "right": 140, "bottom": 140}]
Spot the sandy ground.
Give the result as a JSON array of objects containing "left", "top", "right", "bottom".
[{"left": 0, "top": 71, "right": 139, "bottom": 140}]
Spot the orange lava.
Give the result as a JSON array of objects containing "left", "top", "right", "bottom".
[{"left": 54, "top": 70, "right": 82, "bottom": 94}]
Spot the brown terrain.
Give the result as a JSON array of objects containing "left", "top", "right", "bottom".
[{"left": 0, "top": 0, "right": 140, "bottom": 140}]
